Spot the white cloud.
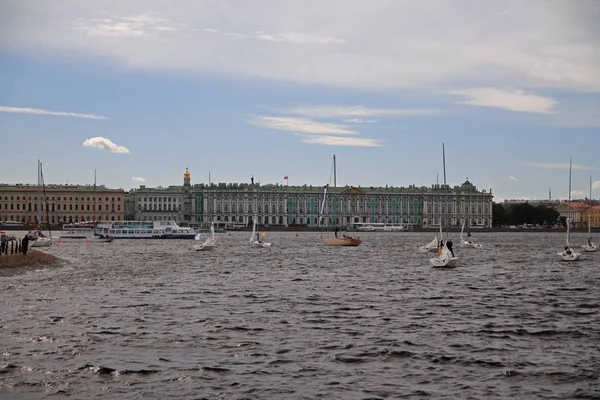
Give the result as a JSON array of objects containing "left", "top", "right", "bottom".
[
  {"left": 526, "top": 162, "right": 595, "bottom": 170},
  {"left": 0, "top": 106, "right": 108, "bottom": 119},
  {"left": 83, "top": 137, "right": 130, "bottom": 154},
  {"left": 449, "top": 88, "right": 558, "bottom": 114},
  {"left": 4, "top": 1, "right": 599, "bottom": 91},
  {"left": 249, "top": 116, "right": 356, "bottom": 135},
  {"left": 593, "top": 181, "right": 600, "bottom": 190},
  {"left": 508, "top": 175, "right": 519, "bottom": 182},
  {"left": 301, "top": 135, "right": 382, "bottom": 147},
  {"left": 286, "top": 105, "right": 442, "bottom": 118},
  {"left": 132, "top": 176, "right": 146, "bottom": 182},
  {"left": 255, "top": 32, "right": 344, "bottom": 44},
  {"left": 571, "top": 190, "right": 585, "bottom": 198},
  {"left": 343, "top": 118, "right": 377, "bottom": 124}
]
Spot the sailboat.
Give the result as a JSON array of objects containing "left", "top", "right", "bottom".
[
  {"left": 419, "top": 236, "right": 439, "bottom": 253},
  {"left": 194, "top": 222, "right": 217, "bottom": 251},
  {"left": 249, "top": 217, "right": 271, "bottom": 248},
  {"left": 460, "top": 219, "right": 482, "bottom": 248},
  {"left": 30, "top": 160, "right": 53, "bottom": 248},
  {"left": 429, "top": 143, "right": 458, "bottom": 267},
  {"left": 557, "top": 157, "right": 581, "bottom": 261},
  {"left": 582, "top": 175, "right": 597, "bottom": 252},
  {"left": 320, "top": 155, "right": 362, "bottom": 246}
]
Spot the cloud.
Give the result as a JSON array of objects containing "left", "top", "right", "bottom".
[
  {"left": 5, "top": 1, "right": 600, "bottom": 91},
  {"left": 248, "top": 116, "right": 356, "bottom": 135},
  {"left": 508, "top": 175, "right": 519, "bottom": 182},
  {"left": 0, "top": 106, "right": 108, "bottom": 119},
  {"left": 449, "top": 88, "right": 558, "bottom": 114},
  {"left": 301, "top": 135, "right": 382, "bottom": 147},
  {"left": 593, "top": 181, "right": 600, "bottom": 190},
  {"left": 83, "top": 137, "right": 130, "bottom": 154},
  {"left": 132, "top": 176, "right": 146, "bottom": 182},
  {"left": 571, "top": 190, "right": 585, "bottom": 198},
  {"left": 286, "top": 105, "right": 442, "bottom": 118},
  {"left": 343, "top": 118, "right": 377, "bottom": 124},
  {"left": 247, "top": 115, "right": 381, "bottom": 147},
  {"left": 526, "top": 162, "right": 595, "bottom": 170},
  {"left": 255, "top": 32, "right": 344, "bottom": 44}
]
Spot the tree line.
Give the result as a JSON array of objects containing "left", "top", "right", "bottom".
[{"left": 492, "top": 202, "right": 560, "bottom": 227}]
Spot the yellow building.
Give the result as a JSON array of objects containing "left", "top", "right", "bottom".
[
  {"left": 583, "top": 205, "right": 600, "bottom": 228},
  {"left": 0, "top": 183, "right": 125, "bottom": 226}
]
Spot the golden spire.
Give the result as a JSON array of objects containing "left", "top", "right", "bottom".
[{"left": 184, "top": 167, "right": 190, "bottom": 179}]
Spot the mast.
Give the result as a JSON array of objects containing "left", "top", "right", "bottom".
[
  {"left": 567, "top": 157, "right": 572, "bottom": 245},
  {"left": 333, "top": 155, "right": 336, "bottom": 188},
  {"left": 442, "top": 143, "right": 448, "bottom": 239},
  {"left": 40, "top": 161, "right": 52, "bottom": 239},
  {"left": 37, "top": 160, "right": 41, "bottom": 226},
  {"left": 589, "top": 175, "right": 592, "bottom": 238},
  {"left": 93, "top": 169, "right": 97, "bottom": 224}
]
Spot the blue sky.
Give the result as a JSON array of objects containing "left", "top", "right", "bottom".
[{"left": 1, "top": 0, "right": 599, "bottom": 202}]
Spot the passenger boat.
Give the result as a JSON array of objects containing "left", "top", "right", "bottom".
[{"left": 97, "top": 220, "right": 197, "bottom": 239}]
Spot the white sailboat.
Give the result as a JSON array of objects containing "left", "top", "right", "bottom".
[
  {"left": 582, "top": 176, "right": 597, "bottom": 252},
  {"left": 429, "top": 143, "right": 458, "bottom": 268},
  {"left": 195, "top": 222, "right": 217, "bottom": 251},
  {"left": 460, "top": 219, "right": 482, "bottom": 248},
  {"left": 419, "top": 235, "right": 439, "bottom": 253},
  {"left": 557, "top": 157, "right": 581, "bottom": 261},
  {"left": 249, "top": 217, "right": 271, "bottom": 248},
  {"left": 320, "top": 155, "right": 362, "bottom": 247},
  {"left": 30, "top": 160, "right": 53, "bottom": 248}
]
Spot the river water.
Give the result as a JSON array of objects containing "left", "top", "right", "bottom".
[{"left": 1, "top": 231, "right": 599, "bottom": 399}]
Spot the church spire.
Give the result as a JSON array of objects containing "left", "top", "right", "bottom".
[{"left": 184, "top": 167, "right": 191, "bottom": 186}]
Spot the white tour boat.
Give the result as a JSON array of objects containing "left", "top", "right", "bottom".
[{"left": 98, "top": 220, "right": 197, "bottom": 239}]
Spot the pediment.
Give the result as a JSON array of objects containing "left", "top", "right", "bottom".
[{"left": 342, "top": 187, "right": 365, "bottom": 195}]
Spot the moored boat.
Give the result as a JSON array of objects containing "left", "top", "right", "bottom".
[{"left": 97, "top": 220, "right": 197, "bottom": 239}]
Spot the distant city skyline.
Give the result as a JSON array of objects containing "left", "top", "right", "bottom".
[{"left": 1, "top": 0, "right": 599, "bottom": 202}]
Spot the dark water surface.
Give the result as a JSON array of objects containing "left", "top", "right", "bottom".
[{"left": 1, "top": 231, "right": 599, "bottom": 399}]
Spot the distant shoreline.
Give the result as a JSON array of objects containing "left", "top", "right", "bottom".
[{"left": 2, "top": 226, "right": 598, "bottom": 234}]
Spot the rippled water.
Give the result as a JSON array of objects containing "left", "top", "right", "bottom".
[{"left": 1, "top": 231, "right": 599, "bottom": 399}]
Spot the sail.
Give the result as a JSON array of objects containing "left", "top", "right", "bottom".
[{"left": 319, "top": 184, "right": 329, "bottom": 225}]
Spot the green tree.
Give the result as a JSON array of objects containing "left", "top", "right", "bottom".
[{"left": 492, "top": 202, "right": 507, "bottom": 226}]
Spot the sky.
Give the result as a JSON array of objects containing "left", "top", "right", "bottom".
[{"left": 0, "top": 0, "right": 599, "bottom": 202}]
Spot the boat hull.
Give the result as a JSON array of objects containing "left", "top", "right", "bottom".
[
  {"left": 582, "top": 244, "right": 597, "bottom": 252},
  {"left": 323, "top": 237, "right": 362, "bottom": 246},
  {"left": 430, "top": 256, "right": 458, "bottom": 268},
  {"left": 558, "top": 251, "right": 581, "bottom": 261},
  {"left": 250, "top": 241, "right": 271, "bottom": 248},
  {"left": 461, "top": 240, "right": 482, "bottom": 248},
  {"left": 30, "top": 238, "right": 53, "bottom": 247},
  {"left": 195, "top": 244, "right": 215, "bottom": 251}
]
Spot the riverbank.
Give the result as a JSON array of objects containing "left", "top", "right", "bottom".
[{"left": 0, "top": 249, "right": 59, "bottom": 269}]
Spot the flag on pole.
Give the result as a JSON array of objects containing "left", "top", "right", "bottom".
[{"left": 284, "top": 176, "right": 288, "bottom": 180}]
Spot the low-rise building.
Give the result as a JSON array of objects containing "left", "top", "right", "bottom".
[{"left": 0, "top": 183, "right": 125, "bottom": 225}]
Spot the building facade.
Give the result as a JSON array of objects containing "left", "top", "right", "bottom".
[
  {"left": 0, "top": 183, "right": 125, "bottom": 225},
  {"left": 126, "top": 170, "right": 494, "bottom": 228}
]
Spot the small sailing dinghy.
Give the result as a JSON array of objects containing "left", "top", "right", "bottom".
[
  {"left": 30, "top": 160, "right": 53, "bottom": 248},
  {"left": 195, "top": 223, "right": 217, "bottom": 251},
  {"left": 249, "top": 218, "right": 271, "bottom": 248},
  {"left": 419, "top": 235, "right": 439, "bottom": 253},
  {"left": 429, "top": 143, "right": 458, "bottom": 268},
  {"left": 460, "top": 220, "right": 482, "bottom": 248},
  {"left": 320, "top": 156, "right": 362, "bottom": 247},
  {"left": 558, "top": 158, "right": 581, "bottom": 261}
]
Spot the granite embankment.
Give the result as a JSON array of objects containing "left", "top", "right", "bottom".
[{"left": 0, "top": 250, "right": 59, "bottom": 269}]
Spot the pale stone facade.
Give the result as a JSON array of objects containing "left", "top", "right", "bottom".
[
  {"left": 126, "top": 170, "right": 494, "bottom": 228},
  {"left": 0, "top": 184, "right": 125, "bottom": 225}
]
